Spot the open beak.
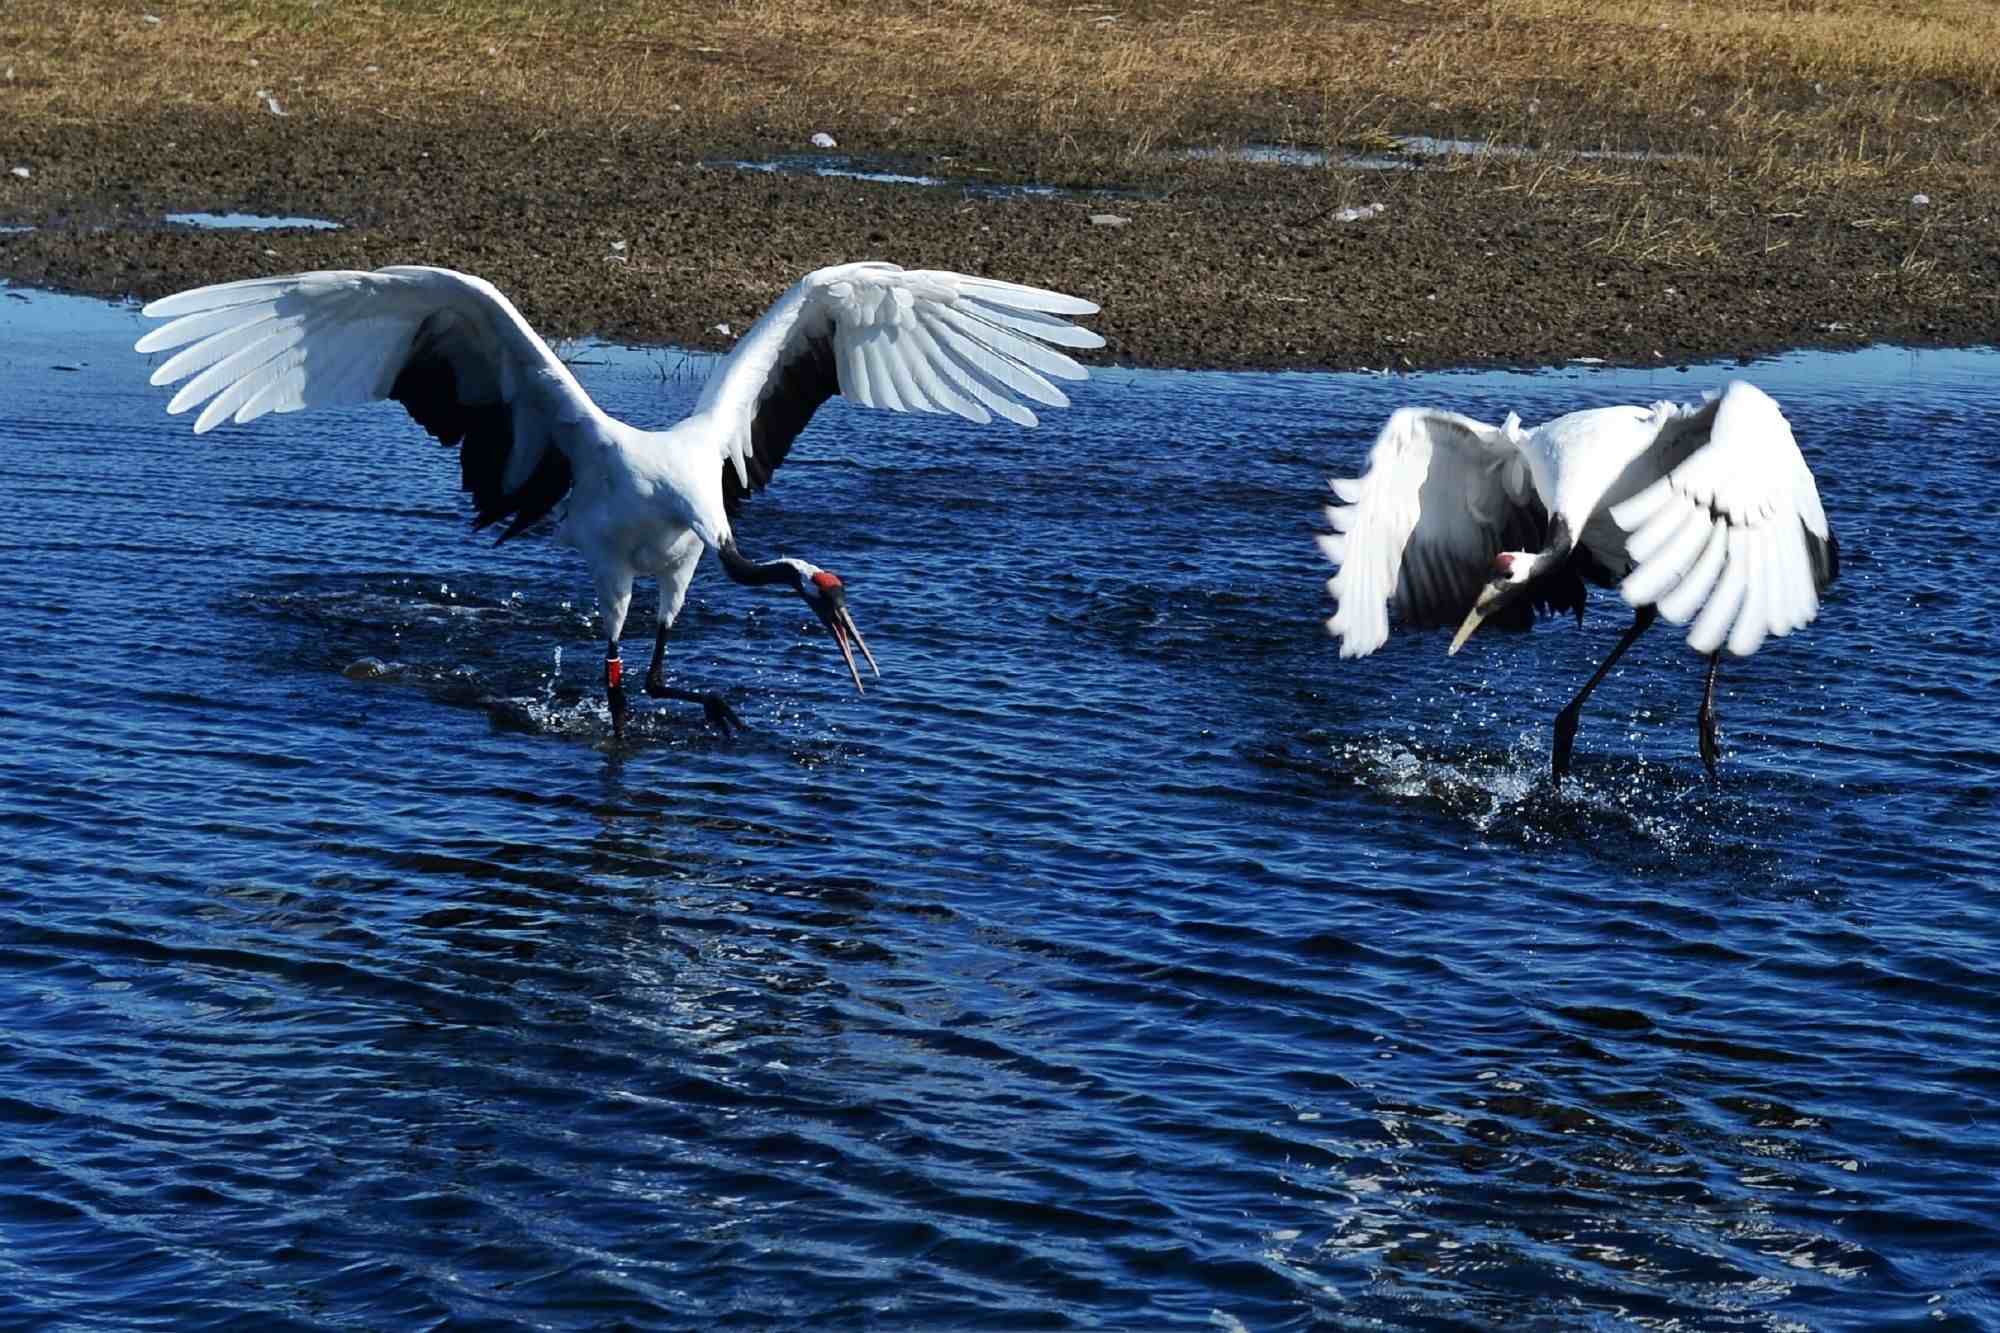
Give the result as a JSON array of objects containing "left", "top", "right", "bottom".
[
  {"left": 823, "top": 603, "right": 880, "bottom": 694},
  {"left": 1449, "top": 581, "right": 1511, "bottom": 656}
]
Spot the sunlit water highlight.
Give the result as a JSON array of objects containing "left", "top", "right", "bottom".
[
  {"left": 709, "top": 157, "right": 1106, "bottom": 200},
  {"left": 162, "top": 212, "right": 344, "bottom": 231},
  {"left": 712, "top": 137, "right": 1687, "bottom": 197},
  {"left": 1185, "top": 137, "right": 1692, "bottom": 171},
  {"left": 3, "top": 288, "right": 1997, "bottom": 1330}
]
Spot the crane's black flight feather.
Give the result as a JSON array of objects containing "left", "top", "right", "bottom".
[
  {"left": 390, "top": 322, "right": 573, "bottom": 542},
  {"left": 724, "top": 327, "right": 839, "bottom": 515}
]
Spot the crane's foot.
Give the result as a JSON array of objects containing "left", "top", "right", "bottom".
[
  {"left": 701, "top": 695, "right": 746, "bottom": 735},
  {"left": 1698, "top": 708, "right": 1721, "bottom": 780},
  {"left": 1551, "top": 706, "right": 1581, "bottom": 782},
  {"left": 645, "top": 674, "right": 747, "bottom": 735},
  {"left": 1697, "top": 650, "right": 1723, "bottom": 781}
]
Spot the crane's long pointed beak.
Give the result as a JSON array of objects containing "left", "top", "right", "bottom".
[
  {"left": 1450, "top": 578, "right": 1517, "bottom": 655},
  {"left": 829, "top": 620, "right": 864, "bottom": 693},
  {"left": 841, "top": 607, "right": 880, "bottom": 679},
  {"left": 1448, "top": 605, "right": 1487, "bottom": 656},
  {"left": 808, "top": 577, "right": 878, "bottom": 694}
]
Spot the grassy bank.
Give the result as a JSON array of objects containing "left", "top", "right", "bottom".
[{"left": 11, "top": 1, "right": 1998, "bottom": 166}]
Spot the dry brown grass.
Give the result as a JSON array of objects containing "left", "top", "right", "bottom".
[
  {"left": 7, "top": 0, "right": 1998, "bottom": 179},
  {"left": 1502, "top": 0, "right": 2000, "bottom": 89}
]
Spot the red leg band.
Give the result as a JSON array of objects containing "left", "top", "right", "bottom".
[{"left": 606, "top": 657, "right": 623, "bottom": 688}]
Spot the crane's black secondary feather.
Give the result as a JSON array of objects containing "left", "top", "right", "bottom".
[
  {"left": 1808, "top": 527, "right": 1840, "bottom": 589},
  {"left": 390, "top": 330, "right": 573, "bottom": 542},
  {"left": 1386, "top": 500, "right": 1595, "bottom": 634},
  {"left": 724, "top": 327, "right": 838, "bottom": 515}
]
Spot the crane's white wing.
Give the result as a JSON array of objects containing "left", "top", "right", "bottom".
[
  {"left": 1608, "top": 381, "right": 1838, "bottom": 656},
  {"left": 690, "top": 261, "right": 1103, "bottom": 508},
  {"left": 1319, "top": 408, "right": 1548, "bottom": 657},
  {"left": 136, "top": 265, "right": 610, "bottom": 540}
]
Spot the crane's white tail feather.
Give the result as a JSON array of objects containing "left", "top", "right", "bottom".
[{"left": 1607, "top": 381, "right": 1833, "bottom": 656}]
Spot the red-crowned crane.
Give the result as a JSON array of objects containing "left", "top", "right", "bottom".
[
  {"left": 1319, "top": 381, "right": 1838, "bottom": 778},
  {"left": 136, "top": 262, "right": 1103, "bottom": 737}
]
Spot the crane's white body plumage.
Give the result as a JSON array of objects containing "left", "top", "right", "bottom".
[
  {"left": 136, "top": 262, "right": 1102, "bottom": 697},
  {"left": 1319, "top": 381, "right": 1836, "bottom": 660}
]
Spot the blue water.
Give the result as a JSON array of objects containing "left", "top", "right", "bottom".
[
  {"left": 162, "top": 213, "right": 344, "bottom": 231},
  {"left": 3, "top": 287, "right": 1997, "bottom": 1330},
  {"left": 1185, "top": 137, "right": 1689, "bottom": 171},
  {"left": 710, "top": 157, "right": 1100, "bottom": 200}
]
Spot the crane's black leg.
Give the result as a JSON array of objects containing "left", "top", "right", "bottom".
[
  {"left": 643, "top": 621, "right": 668, "bottom": 692},
  {"left": 1551, "top": 607, "right": 1658, "bottom": 781},
  {"left": 642, "top": 622, "right": 746, "bottom": 734},
  {"left": 1697, "top": 650, "right": 1723, "bottom": 779},
  {"left": 606, "top": 642, "right": 628, "bottom": 740},
  {"left": 597, "top": 573, "right": 637, "bottom": 742}
]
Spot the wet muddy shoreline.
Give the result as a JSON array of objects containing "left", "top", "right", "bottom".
[{"left": 4, "top": 110, "right": 1996, "bottom": 371}]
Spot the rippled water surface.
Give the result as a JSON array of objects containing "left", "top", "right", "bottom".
[{"left": 4, "top": 289, "right": 1998, "bottom": 1330}]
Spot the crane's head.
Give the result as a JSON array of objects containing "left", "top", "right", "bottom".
[
  {"left": 788, "top": 562, "right": 880, "bottom": 694},
  {"left": 1448, "top": 550, "right": 1539, "bottom": 655},
  {"left": 717, "top": 541, "right": 883, "bottom": 693}
]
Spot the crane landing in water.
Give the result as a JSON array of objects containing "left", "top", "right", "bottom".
[
  {"left": 137, "top": 262, "right": 1104, "bottom": 738},
  {"left": 1320, "top": 381, "right": 1838, "bottom": 778}
]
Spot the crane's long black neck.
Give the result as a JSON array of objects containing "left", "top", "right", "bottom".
[
  {"left": 1520, "top": 515, "right": 1593, "bottom": 626},
  {"left": 718, "top": 538, "right": 801, "bottom": 590},
  {"left": 1531, "top": 516, "right": 1577, "bottom": 578}
]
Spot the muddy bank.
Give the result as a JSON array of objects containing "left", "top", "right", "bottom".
[{"left": 4, "top": 110, "right": 1996, "bottom": 371}]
